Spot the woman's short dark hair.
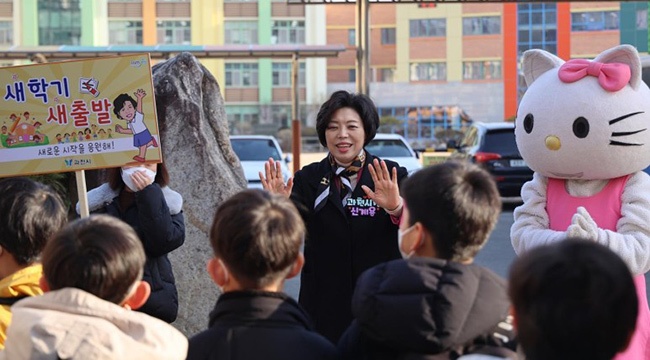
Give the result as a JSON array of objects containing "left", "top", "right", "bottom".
[
  {"left": 315, "top": 90, "right": 379, "bottom": 147},
  {"left": 210, "top": 189, "right": 305, "bottom": 288},
  {"left": 508, "top": 239, "right": 638, "bottom": 360},
  {"left": 42, "top": 215, "right": 146, "bottom": 305},
  {"left": 112, "top": 93, "right": 137, "bottom": 120},
  {"left": 107, "top": 162, "right": 169, "bottom": 190},
  {"left": 0, "top": 177, "right": 67, "bottom": 266},
  {"left": 400, "top": 160, "right": 501, "bottom": 261}
]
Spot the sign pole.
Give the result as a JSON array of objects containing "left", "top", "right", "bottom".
[{"left": 75, "top": 170, "right": 90, "bottom": 218}]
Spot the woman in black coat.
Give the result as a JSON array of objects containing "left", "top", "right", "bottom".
[
  {"left": 261, "top": 90, "right": 408, "bottom": 343},
  {"left": 81, "top": 162, "right": 185, "bottom": 323}
]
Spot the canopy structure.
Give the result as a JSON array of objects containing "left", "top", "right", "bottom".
[{"left": 0, "top": 44, "right": 346, "bottom": 61}]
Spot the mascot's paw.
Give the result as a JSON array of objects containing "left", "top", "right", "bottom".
[{"left": 566, "top": 207, "right": 599, "bottom": 240}]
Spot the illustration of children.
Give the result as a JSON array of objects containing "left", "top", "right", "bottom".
[
  {"left": 55, "top": 134, "right": 63, "bottom": 144},
  {"left": 77, "top": 131, "right": 84, "bottom": 142},
  {"left": 107, "top": 128, "right": 113, "bottom": 139},
  {"left": 63, "top": 133, "right": 70, "bottom": 143},
  {"left": 98, "top": 129, "right": 107, "bottom": 139},
  {"left": 113, "top": 89, "right": 158, "bottom": 163},
  {"left": 91, "top": 124, "right": 98, "bottom": 139},
  {"left": 84, "top": 128, "right": 92, "bottom": 140},
  {"left": 1, "top": 125, "right": 7, "bottom": 135}
]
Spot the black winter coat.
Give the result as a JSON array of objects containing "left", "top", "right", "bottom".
[
  {"left": 291, "top": 152, "right": 408, "bottom": 343},
  {"left": 187, "top": 290, "right": 339, "bottom": 360},
  {"left": 338, "top": 257, "right": 518, "bottom": 360},
  {"left": 88, "top": 183, "right": 185, "bottom": 323}
]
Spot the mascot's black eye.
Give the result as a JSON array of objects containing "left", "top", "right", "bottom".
[
  {"left": 523, "top": 114, "right": 534, "bottom": 134},
  {"left": 572, "top": 117, "right": 590, "bottom": 138}
]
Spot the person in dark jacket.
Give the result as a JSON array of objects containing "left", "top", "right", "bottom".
[
  {"left": 260, "top": 90, "right": 408, "bottom": 342},
  {"left": 509, "top": 239, "right": 638, "bottom": 360},
  {"left": 338, "top": 161, "right": 519, "bottom": 359},
  {"left": 187, "top": 189, "right": 338, "bottom": 360},
  {"left": 78, "top": 162, "right": 184, "bottom": 323}
]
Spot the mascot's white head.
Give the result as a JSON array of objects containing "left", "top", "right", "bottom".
[{"left": 515, "top": 45, "right": 650, "bottom": 180}]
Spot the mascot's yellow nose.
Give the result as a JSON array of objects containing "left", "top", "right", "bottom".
[{"left": 545, "top": 135, "right": 561, "bottom": 151}]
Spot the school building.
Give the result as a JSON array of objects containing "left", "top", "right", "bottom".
[{"left": 0, "top": 0, "right": 647, "bottom": 137}]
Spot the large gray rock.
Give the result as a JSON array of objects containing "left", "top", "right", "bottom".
[{"left": 152, "top": 53, "right": 247, "bottom": 336}]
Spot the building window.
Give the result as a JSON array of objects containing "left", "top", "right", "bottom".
[
  {"left": 571, "top": 11, "right": 619, "bottom": 31},
  {"left": 227, "top": 105, "right": 259, "bottom": 134},
  {"left": 0, "top": 21, "right": 13, "bottom": 45},
  {"left": 348, "top": 29, "right": 355, "bottom": 46},
  {"left": 271, "top": 20, "right": 305, "bottom": 44},
  {"left": 463, "top": 61, "right": 502, "bottom": 80},
  {"left": 637, "top": 9, "right": 648, "bottom": 30},
  {"left": 409, "top": 18, "right": 446, "bottom": 37},
  {"left": 225, "top": 63, "right": 259, "bottom": 87},
  {"left": 272, "top": 62, "right": 306, "bottom": 87},
  {"left": 157, "top": 20, "right": 191, "bottom": 45},
  {"left": 349, "top": 69, "right": 356, "bottom": 82},
  {"left": 410, "top": 62, "right": 446, "bottom": 81},
  {"left": 38, "top": 0, "right": 81, "bottom": 45},
  {"left": 463, "top": 16, "right": 501, "bottom": 35},
  {"left": 518, "top": 3, "right": 557, "bottom": 56},
  {"left": 381, "top": 28, "right": 396, "bottom": 44},
  {"left": 225, "top": 21, "right": 258, "bottom": 45},
  {"left": 109, "top": 21, "right": 143, "bottom": 45},
  {"left": 376, "top": 68, "right": 395, "bottom": 82}
]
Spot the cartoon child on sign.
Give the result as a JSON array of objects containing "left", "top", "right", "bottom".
[{"left": 113, "top": 89, "right": 158, "bottom": 163}]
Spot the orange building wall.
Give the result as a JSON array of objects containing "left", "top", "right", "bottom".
[
  {"left": 462, "top": 3, "right": 502, "bottom": 14},
  {"left": 409, "top": 37, "right": 446, "bottom": 59},
  {"left": 502, "top": 3, "right": 517, "bottom": 120},
  {"left": 571, "top": 32, "right": 620, "bottom": 57},
  {"left": 463, "top": 36, "right": 502, "bottom": 58},
  {"left": 370, "top": 28, "right": 396, "bottom": 66}
]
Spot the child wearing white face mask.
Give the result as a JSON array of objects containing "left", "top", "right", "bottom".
[
  {"left": 75, "top": 162, "right": 185, "bottom": 323},
  {"left": 338, "top": 161, "right": 520, "bottom": 359}
]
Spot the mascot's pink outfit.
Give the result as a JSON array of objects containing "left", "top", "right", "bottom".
[{"left": 548, "top": 176, "right": 650, "bottom": 359}]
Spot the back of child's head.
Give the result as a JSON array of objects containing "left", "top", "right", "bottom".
[
  {"left": 508, "top": 239, "right": 637, "bottom": 360},
  {"left": 42, "top": 215, "right": 146, "bottom": 305},
  {"left": 210, "top": 189, "right": 305, "bottom": 288},
  {"left": 0, "top": 177, "right": 67, "bottom": 266},
  {"left": 400, "top": 160, "right": 501, "bottom": 261}
]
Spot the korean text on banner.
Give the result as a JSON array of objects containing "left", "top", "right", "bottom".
[{"left": 0, "top": 54, "right": 161, "bottom": 178}]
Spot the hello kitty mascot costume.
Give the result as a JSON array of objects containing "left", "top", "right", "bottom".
[{"left": 511, "top": 44, "right": 650, "bottom": 359}]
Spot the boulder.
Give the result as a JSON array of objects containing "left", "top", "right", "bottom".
[{"left": 152, "top": 52, "right": 247, "bottom": 335}]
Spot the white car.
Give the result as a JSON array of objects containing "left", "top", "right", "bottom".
[
  {"left": 366, "top": 133, "right": 422, "bottom": 175},
  {"left": 230, "top": 135, "right": 292, "bottom": 189}
]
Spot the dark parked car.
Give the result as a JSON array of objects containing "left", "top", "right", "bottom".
[{"left": 450, "top": 122, "right": 533, "bottom": 197}]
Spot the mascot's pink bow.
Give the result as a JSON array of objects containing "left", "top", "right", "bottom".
[{"left": 558, "top": 59, "right": 631, "bottom": 92}]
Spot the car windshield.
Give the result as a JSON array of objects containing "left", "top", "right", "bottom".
[
  {"left": 366, "top": 139, "right": 413, "bottom": 157},
  {"left": 231, "top": 139, "right": 282, "bottom": 161},
  {"left": 483, "top": 129, "right": 519, "bottom": 155}
]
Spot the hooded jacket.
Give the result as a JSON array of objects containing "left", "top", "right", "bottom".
[
  {"left": 187, "top": 290, "right": 338, "bottom": 360},
  {"left": 338, "top": 257, "right": 518, "bottom": 359},
  {"left": 0, "top": 288, "right": 188, "bottom": 360},
  {"left": 0, "top": 264, "right": 43, "bottom": 348},
  {"left": 81, "top": 183, "right": 185, "bottom": 323}
]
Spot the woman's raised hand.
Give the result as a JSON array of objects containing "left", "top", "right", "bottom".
[
  {"left": 362, "top": 159, "right": 401, "bottom": 211},
  {"left": 259, "top": 157, "right": 293, "bottom": 198}
]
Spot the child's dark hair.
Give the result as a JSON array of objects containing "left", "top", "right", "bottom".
[
  {"left": 400, "top": 160, "right": 501, "bottom": 261},
  {"left": 508, "top": 239, "right": 637, "bottom": 360},
  {"left": 107, "top": 162, "right": 170, "bottom": 190},
  {"left": 0, "top": 177, "right": 67, "bottom": 265},
  {"left": 210, "top": 189, "right": 305, "bottom": 288},
  {"left": 315, "top": 90, "right": 379, "bottom": 147},
  {"left": 42, "top": 215, "right": 146, "bottom": 305},
  {"left": 112, "top": 93, "right": 137, "bottom": 119}
]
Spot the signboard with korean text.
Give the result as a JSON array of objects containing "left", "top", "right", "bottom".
[{"left": 0, "top": 54, "right": 161, "bottom": 178}]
